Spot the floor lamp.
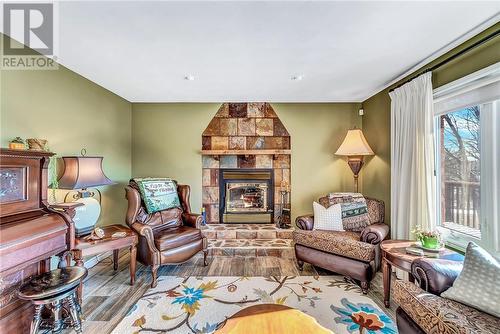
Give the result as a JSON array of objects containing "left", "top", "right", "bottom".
[{"left": 335, "top": 128, "right": 374, "bottom": 192}]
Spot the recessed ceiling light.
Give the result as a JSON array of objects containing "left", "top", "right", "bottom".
[
  {"left": 184, "top": 75, "right": 195, "bottom": 81},
  {"left": 291, "top": 75, "right": 303, "bottom": 81}
]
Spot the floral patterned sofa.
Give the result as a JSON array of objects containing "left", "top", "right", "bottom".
[{"left": 394, "top": 257, "right": 500, "bottom": 334}]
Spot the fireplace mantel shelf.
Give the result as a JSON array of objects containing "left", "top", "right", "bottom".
[{"left": 201, "top": 149, "right": 291, "bottom": 156}]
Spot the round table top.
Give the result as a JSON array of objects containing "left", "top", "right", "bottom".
[
  {"left": 215, "top": 304, "right": 332, "bottom": 334},
  {"left": 18, "top": 266, "right": 88, "bottom": 300}
]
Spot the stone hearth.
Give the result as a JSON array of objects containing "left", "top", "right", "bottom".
[
  {"left": 202, "top": 224, "right": 294, "bottom": 258},
  {"left": 201, "top": 103, "right": 291, "bottom": 224}
]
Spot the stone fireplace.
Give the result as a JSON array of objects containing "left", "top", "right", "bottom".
[{"left": 201, "top": 103, "right": 291, "bottom": 224}]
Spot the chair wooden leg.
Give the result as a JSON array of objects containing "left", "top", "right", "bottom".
[
  {"left": 203, "top": 250, "right": 208, "bottom": 266},
  {"left": 151, "top": 265, "right": 159, "bottom": 288},
  {"left": 361, "top": 281, "right": 369, "bottom": 294},
  {"left": 297, "top": 260, "right": 304, "bottom": 271},
  {"left": 130, "top": 245, "right": 137, "bottom": 285},
  {"left": 113, "top": 249, "right": 119, "bottom": 271}
]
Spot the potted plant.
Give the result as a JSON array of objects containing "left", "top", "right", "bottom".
[
  {"left": 412, "top": 226, "right": 441, "bottom": 249},
  {"left": 9, "top": 137, "right": 26, "bottom": 150}
]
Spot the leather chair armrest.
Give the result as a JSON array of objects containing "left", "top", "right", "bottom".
[
  {"left": 131, "top": 222, "right": 160, "bottom": 255},
  {"left": 411, "top": 258, "right": 463, "bottom": 296},
  {"left": 182, "top": 212, "right": 203, "bottom": 229},
  {"left": 296, "top": 215, "right": 314, "bottom": 230},
  {"left": 360, "top": 223, "right": 389, "bottom": 244}
]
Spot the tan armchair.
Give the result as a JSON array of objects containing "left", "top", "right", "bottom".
[
  {"left": 125, "top": 180, "right": 207, "bottom": 287},
  {"left": 293, "top": 195, "right": 388, "bottom": 293}
]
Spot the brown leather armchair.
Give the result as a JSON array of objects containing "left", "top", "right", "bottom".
[
  {"left": 293, "top": 196, "right": 388, "bottom": 293},
  {"left": 125, "top": 180, "right": 208, "bottom": 287}
]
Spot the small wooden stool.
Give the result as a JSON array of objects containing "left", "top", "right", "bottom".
[{"left": 18, "top": 267, "right": 88, "bottom": 334}]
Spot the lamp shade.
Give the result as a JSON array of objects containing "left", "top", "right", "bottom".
[
  {"left": 335, "top": 129, "right": 374, "bottom": 156},
  {"left": 58, "top": 156, "right": 115, "bottom": 189}
]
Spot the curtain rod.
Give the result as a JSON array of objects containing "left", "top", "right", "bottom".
[{"left": 389, "top": 28, "right": 500, "bottom": 93}]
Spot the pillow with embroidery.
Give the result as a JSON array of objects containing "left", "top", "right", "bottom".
[{"left": 133, "top": 178, "right": 181, "bottom": 214}]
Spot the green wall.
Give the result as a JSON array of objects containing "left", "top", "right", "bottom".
[
  {"left": 0, "top": 36, "right": 132, "bottom": 226},
  {"left": 361, "top": 23, "right": 500, "bottom": 225},
  {"left": 132, "top": 103, "right": 361, "bottom": 220}
]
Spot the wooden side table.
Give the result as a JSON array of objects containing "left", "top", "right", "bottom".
[
  {"left": 380, "top": 239, "right": 463, "bottom": 308},
  {"left": 72, "top": 224, "right": 138, "bottom": 303},
  {"left": 215, "top": 304, "right": 332, "bottom": 334}
]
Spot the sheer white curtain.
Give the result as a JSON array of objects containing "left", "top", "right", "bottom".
[{"left": 390, "top": 72, "right": 436, "bottom": 239}]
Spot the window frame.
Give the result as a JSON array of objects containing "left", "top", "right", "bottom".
[{"left": 433, "top": 62, "right": 500, "bottom": 256}]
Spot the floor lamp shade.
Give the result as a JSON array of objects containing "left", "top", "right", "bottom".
[
  {"left": 335, "top": 129, "right": 374, "bottom": 157},
  {"left": 58, "top": 156, "right": 115, "bottom": 190},
  {"left": 335, "top": 129, "right": 374, "bottom": 192}
]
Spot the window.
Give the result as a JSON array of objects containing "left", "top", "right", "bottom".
[
  {"left": 434, "top": 63, "right": 500, "bottom": 255},
  {"left": 438, "top": 107, "right": 481, "bottom": 239}
]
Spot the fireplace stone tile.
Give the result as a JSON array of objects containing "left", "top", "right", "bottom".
[
  {"left": 282, "top": 137, "right": 290, "bottom": 149},
  {"left": 255, "top": 118, "right": 274, "bottom": 136},
  {"left": 282, "top": 168, "right": 290, "bottom": 184},
  {"left": 210, "top": 169, "right": 219, "bottom": 186},
  {"left": 235, "top": 231, "right": 257, "bottom": 239},
  {"left": 264, "top": 137, "right": 283, "bottom": 149},
  {"left": 208, "top": 204, "right": 219, "bottom": 223},
  {"left": 274, "top": 155, "right": 290, "bottom": 168},
  {"left": 246, "top": 137, "right": 264, "bottom": 149},
  {"left": 274, "top": 169, "right": 283, "bottom": 184},
  {"left": 203, "top": 186, "right": 219, "bottom": 204},
  {"left": 202, "top": 169, "right": 211, "bottom": 187},
  {"left": 237, "top": 118, "right": 256, "bottom": 136},
  {"left": 229, "top": 136, "right": 246, "bottom": 150},
  {"left": 202, "top": 156, "right": 219, "bottom": 168},
  {"left": 256, "top": 230, "right": 276, "bottom": 239},
  {"left": 264, "top": 103, "right": 278, "bottom": 118},
  {"left": 277, "top": 230, "right": 293, "bottom": 239},
  {"left": 229, "top": 103, "right": 247, "bottom": 118},
  {"left": 211, "top": 136, "right": 229, "bottom": 150},
  {"left": 248, "top": 102, "right": 265, "bottom": 117},
  {"left": 255, "top": 155, "right": 272, "bottom": 168},
  {"left": 216, "top": 230, "right": 237, "bottom": 239},
  {"left": 220, "top": 155, "right": 237, "bottom": 168},
  {"left": 220, "top": 118, "right": 238, "bottom": 136},
  {"left": 237, "top": 155, "right": 256, "bottom": 168},
  {"left": 273, "top": 118, "right": 289, "bottom": 136},
  {"left": 203, "top": 118, "right": 220, "bottom": 135},
  {"left": 215, "top": 103, "right": 229, "bottom": 118},
  {"left": 202, "top": 136, "right": 211, "bottom": 150}
]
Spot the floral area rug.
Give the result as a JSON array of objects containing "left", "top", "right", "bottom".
[{"left": 112, "top": 276, "right": 397, "bottom": 334}]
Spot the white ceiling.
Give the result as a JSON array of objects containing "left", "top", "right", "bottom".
[{"left": 9, "top": 2, "right": 500, "bottom": 102}]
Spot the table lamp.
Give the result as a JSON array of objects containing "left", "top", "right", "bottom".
[
  {"left": 58, "top": 150, "right": 115, "bottom": 237},
  {"left": 335, "top": 128, "right": 374, "bottom": 192}
]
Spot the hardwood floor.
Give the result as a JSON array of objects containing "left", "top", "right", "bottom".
[{"left": 76, "top": 250, "right": 399, "bottom": 334}]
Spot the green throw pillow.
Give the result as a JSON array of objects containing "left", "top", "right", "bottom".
[{"left": 134, "top": 178, "right": 181, "bottom": 214}]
